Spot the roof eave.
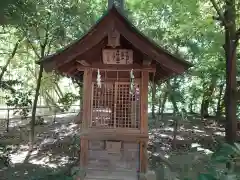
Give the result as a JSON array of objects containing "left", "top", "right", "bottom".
[{"left": 37, "top": 5, "right": 193, "bottom": 75}]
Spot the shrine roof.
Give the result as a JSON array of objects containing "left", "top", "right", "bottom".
[{"left": 37, "top": 6, "right": 192, "bottom": 80}]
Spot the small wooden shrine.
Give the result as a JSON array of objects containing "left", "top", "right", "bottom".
[{"left": 39, "top": 1, "right": 192, "bottom": 179}]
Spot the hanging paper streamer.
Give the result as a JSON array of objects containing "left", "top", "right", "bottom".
[
  {"left": 97, "top": 69, "right": 101, "bottom": 88},
  {"left": 130, "top": 69, "right": 135, "bottom": 95}
]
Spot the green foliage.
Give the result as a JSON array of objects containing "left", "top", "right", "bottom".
[
  {"left": 31, "top": 171, "right": 72, "bottom": 180},
  {"left": 6, "top": 90, "right": 32, "bottom": 119},
  {"left": 0, "top": 0, "right": 36, "bottom": 25},
  {"left": 196, "top": 143, "right": 240, "bottom": 180},
  {"left": 0, "top": 0, "right": 237, "bottom": 119},
  {"left": 71, "top": 166, "right": 86, "bottom": 179},
  {"left": 35, "top": 116, "right": 44, "bottom": 125},
  {"left": 58, "top": 92, "right": 80, "bottom": 111},
  {"left": 0, "top": 144, "right": 11, "bottom": 168},
  {"left": 198, "top": 174, "right": 217, "bottom": 180},
  {"left": 0, "top": 80, "right": 21, "bottom": 93},
  {"left": 31, "top": 166, "right": 85, "bottom": 180},
  {"left": 153, "top": 143, "right": 240, "bottom": 180},
  {"left": 0, "top": 0, "right": 239, "bottom": 179}
]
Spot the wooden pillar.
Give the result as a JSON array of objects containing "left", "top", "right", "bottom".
[
  {"left": 82, "top": 68, "right": 92, "bottom": 129},
  {"left": 140, "top": 140, "right": 148, "bottom": 173},
  {"left": 140, "top": 71, "right": 149, "bottom": 173},
  {"left": 80, "top": 68, "right": 92, "bottom": 167},
  {"left": 80, "top": 137, "right": 88, "bottom": 167},
  {"left": 140, "top": 71, "right": 149, "bottom": 134}
]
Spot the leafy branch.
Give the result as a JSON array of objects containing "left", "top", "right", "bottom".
[{"left": 0, "top": 38, "right": 22, "bottom": 82}]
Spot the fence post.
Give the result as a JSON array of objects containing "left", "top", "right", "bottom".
[{"left": 6, "top": 109, "right": 10, "bottom": 132}]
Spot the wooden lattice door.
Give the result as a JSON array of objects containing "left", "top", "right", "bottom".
[{"left": 91, "top": 81, "right": 140, "bottom": 128}]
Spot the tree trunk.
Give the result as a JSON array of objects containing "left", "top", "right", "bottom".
[
  {"left": 54, "top": 82, "right": 64, "bottom": 98},
  {"left": 201, "top": 78, "right": 216, "bottom": 118},
  {"left": 0, "top": 40, "right": 21, "bottom": 82},
  {"left": 224, "top": 0, "right": 237, "bottom": 144},
  {"left": 160, "top": 91, "right": 168, "bottom": 121},
  {"left": 210, "top": 0, "right": 239, "bottom": 143},
  {"left": 151, "top": 81, "right": 156, "bottom": 119},
  {"left": 172, "top": 117, "right": 179, "bottom": 150},
  {"left": 200, "top": 96, "right": 208, "bottom": 118},
  {"left": 167, "top": 80, "right": 179, "bottom": 115},
  {"left": 189, "top": 99, "right": 194, "bottom": 114},
  {"left": 167, "top": 80, "right": 179, "bottom": 150},
  {"left": 54, "top": 85, "right": 62, "bottom": 100},
  {"left": 157, "top": 93, "right": 162, "bottom": 123},
  {"left": 216, "top": 83, "right": 224, "bottom": 118},
  {"left": 170, "top": 94, "right": 179, "bottom": 115},
  {"left": 44, "top": 91, "right": 61, "bottom": 111},
  {"left": 30, "top": 64, "right": 44, "bottom": 145}
]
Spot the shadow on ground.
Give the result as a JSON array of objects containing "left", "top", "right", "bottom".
[
  {"left": 0, "top": 113, "right": 237, "bottom": 180},
  {"left": 0, "top": 114, "right": 79, "bottom": 180},
  {"left": 0, "top": 163, "right": 72, "bottom": 180}
]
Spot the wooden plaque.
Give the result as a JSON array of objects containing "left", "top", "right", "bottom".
[
  {"left": 102, "top": 49, "right": 133, "bottom": 65},
  {"left": 108, "top": 29, "right": 120, "bottom": 48}
]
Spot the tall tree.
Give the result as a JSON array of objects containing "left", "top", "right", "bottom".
[
  {"left": 210, "top": 0, "right": 240, "bottom": 143},
  {"left": 19, "top": 0, "right": 105, "bottom": 144}
]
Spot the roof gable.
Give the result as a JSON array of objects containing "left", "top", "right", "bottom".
[{"left": 39, "top": 6, "right": 192, "bottom": 79}]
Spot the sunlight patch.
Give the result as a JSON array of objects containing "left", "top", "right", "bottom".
[
  {"left": 164, "top": 154, "right": 170, "bottom": 158},
  {"left": 163, "top": 127, "right": 174, "bottom": 131},
  {"left": 149, "top": 128, "right": 161, "bottom": 133},
  {"left": 59, "top": 156, "right": 70, "bottom": 166},
  {"left": 214, "top": 131, "right": 225, "bottom": 136},
  {"left": 196, "top": 147, "right": 213, "bottom": 155},
  {"left": 176, "top": 136, "right": 184, "bottom": 140},
  {"left": 191, "top": 143, "right": 201, "bottom": 148},
  {"left": 55, "top": 113, "right": 76, "bottom": 118},
  {"left": 29, "top": 156, "right": 57, "bottom": 168},
  {"left": 159, "top": 134, "right": 170, "bottom": 138},
  {"left": 161, "top": 147, "right": 170, "bottom": 151},
  {"left": 152, "top": 152, "right": 161, "bottom": 157},
  {"left": 40, "top": 137, "right": 57, "bottom": 146},
  {"left": 10, "top": 145, "right": 34, "bottom": 164},
  {"left": 193, "top": 129, "right": 205, "bottom": 133},
  {"left": 149, "top": 134, "right": 154, "bottom": 139},
  {"left": 29, "top": 155, "right": 70, "bottom": 168},
  {"left": 10, "top": 150, "right": 29, "bottom": 164}
]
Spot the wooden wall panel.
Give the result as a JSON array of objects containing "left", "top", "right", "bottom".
[
  {"left": 89, "top": 140, "right": 105, "bottom": 150},
  {"left": 86, "top": 140, "right": 140, "bottom": 180}
]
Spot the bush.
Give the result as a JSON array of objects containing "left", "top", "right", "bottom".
[
  {"left": 151, "top": 143, "right": 240, "bottom": 180},
  {"left": 0, "top": 144, "right": 11, "bottom": 168},
  {"left": 35, "top": 116, "right": 45, "bottom": 125},
  {"left": 58, "top": 93, "right": 80, "bottom": 111}
]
